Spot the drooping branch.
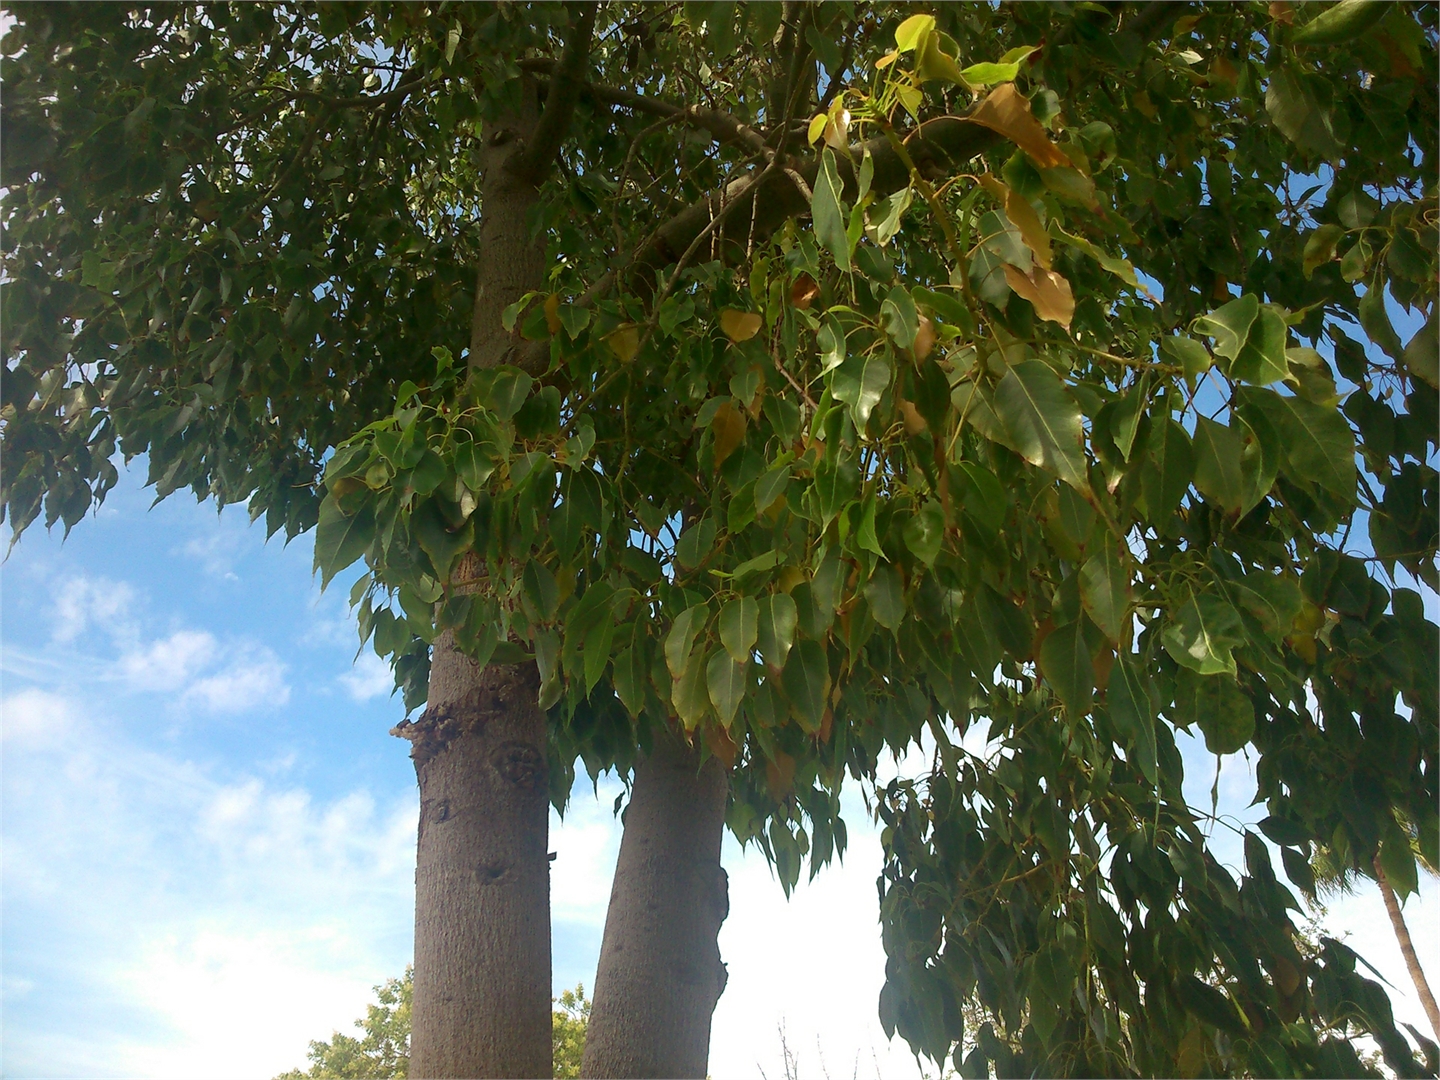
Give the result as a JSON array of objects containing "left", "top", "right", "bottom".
[{"left": 514, "top": 3, "right": 600, "bottom": 182}]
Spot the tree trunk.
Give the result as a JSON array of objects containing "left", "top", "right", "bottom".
[
  {"left": 1374, "top": 856, "right": 1440, "bottom": 1044},
  {"left": 400, "top": 645, "right": 553, "bottom": 1078},
  {"left": 401, "top": 81, "right": 553, "bottom": 1079},
  {"left": 582, "top": 727, "right": 731, "bottom": 1079}
]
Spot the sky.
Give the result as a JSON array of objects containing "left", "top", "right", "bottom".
[{"left": 2, "top": 455, "right": 1437, "bottom": 1080}]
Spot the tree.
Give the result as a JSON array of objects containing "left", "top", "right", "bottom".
[
  {"left": 273, "top": 972, "right": 591, "bottom": 1080},
  {"left": 3, "top": 2, "right": 1437, "bottom": 1077}
]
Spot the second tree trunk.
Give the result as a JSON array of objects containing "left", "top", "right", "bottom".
[{"left": 582, "top": 728, "right": 732, "bottom": 1078}]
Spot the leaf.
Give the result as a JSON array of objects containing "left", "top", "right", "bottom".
[
  {"left": 1303, "top": 223, "right": 1345, "bottom": 278},
  {"left": 665, "top": 603, "right": 708, "bottom": 677},
  {"left": 981, "top": 176, "right": 1051, "bottom": 270},
  {"left": 612, "top": 645, "right": 647, "bottom": 716},
  {"left": 881, "top": 285, "right": 919, "bottom": 350},
  {"left": 817, "top": 315, "right": 846, "bottom": 372},
  {"left": 994, "top": 361, "right": 1090, "bottom": 494},
  {"left": 706, "top": 648, "right": 746, "bottom": 726},
  {"left": 1163, "top": 594, "right": 1244, "bottom": 676},
  {"left": 865, "top": 563, "right": 905, "bottom": 630},
  {"left": 1274, "top": 392, "right": 1357, "bottom": 501},
  {"left": 903, "top": 500, "right": 945, "bottom": 567},
  {"left": 313, "top": 495, "right": 375, "bottom": 589},
  {"left": 1402, "top": 313, "right": 1439, "bottom": 388},
  {"left": 719, "top": 596, "right": 759, "bottom": 663},
  {"left": 1080, "top": 543, "right": 1131, "bottom": 643},
  {"left": 782, "top": 638, "right": 830, "bottom": 732},
  {"left": 1108, "top": 655, "right": 1157, "bottom": 784},
  {"left": 1194, "top": 294, "right": 1258, "bottom": 362},
  {"left": 894, "top": 13, "right": 936, "bottom": 53},
  {"left": 812, "top": 455, "right": 860, "bottom": 526},
  {"left": 1002, "top": 265, "right": 1074, "bottom": 328},
  {"left": 1160, "top": 336, "right": 1213, "bottom": 381},
  {"left": 960, "top": 59, "right": 1023, "bottom": 87},
  {"left": 1359, "top": 280, "right": 1404, "bottom": 361},
  {"left": 1053, "top": 227, "right": 1136, "bottom": 284},
  {"left": 720, "top": 309, "right": 763, "bottom": 342},
  {"left": 1183, "top": 671, "right": 1255, "bottom": 755},
  {"left": 1265, "top": 64, "right": 1341, "bottom": 158},
  {"left": 968, "top": 83, "right": 1070, "bottom": 168},
  {"left": 757, "top": 593, "right": 798, "bottom": 670},
  {"left": 813, "top": 149, "right": 852, "bottom": 273},
  {"left": 710, "top": 400, "right": 747, "bottom": 468},
  {"left": 830, "top": 351, "right": 892, "bottom": 430},
  {"left": 583, "top": 611, "right": 615, "bottom": 696},
  {"left": 1141, "top": 418, "right": 1194, "bottom": 522},
  {"left": 754, "top": 464, "right": 791, "bottom": 515},
  {"left": 1290, "top": 0, "right": 1390, "bottom": 45},
  {"left": 673, "top": 648, "right": 712, "bottom": 730},
  {"left": 485, "top": 367, "right": 534, "bottom": 420},
  {"left": 607, "top": 324, "right": 640, "bottom": 362},
  {"left": 522, "top": 560, "right": 559, "bottom": 621},
  {"left": 1193, "top": 417, "right": 1246, "bottom": 515},
  {"left": 1230, "top": 304, "right": 1289, "bottom": 385},
  {"left": 1039, "top": 620, "right": 1095, "bottom": 715}
]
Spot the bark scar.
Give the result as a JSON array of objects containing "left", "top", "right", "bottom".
[
  {"left": 493, "top": 741, "right": 546, "bottom": 789},
  {"left": 390, "top": 689, "right": 489, "bottom": 767}
]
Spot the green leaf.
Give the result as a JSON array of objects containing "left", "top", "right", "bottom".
[
  {"left": 1079, "top": 543, "right": 1130, "bottom": 643},
  {"left": 830, "top": 351, "right": 892, "bottom": 430},
  {"left": 1193, "top": 417, "right": 1246, "bottom": 515},
  {"left": 719, "top": 597, "right": 759, "bottom": 663},
  {"left": 813, "top": 148, "right": 852, "bottom": 272},
  {"left": 411, "top": 497, "right": 471, "bottom": 582},
  {"left": 959, "top": 59, "right": 1022, "bottom": 87},
  {"left": 1379, "top": 822, "right": 1419, "bottom": 899},
  {"left": 1039, "top": 619, "right": 1095, "bottom": 715},
  {"left": 994, "top": 360, "right": 1090, "bottom": 493},
  {"left": 1161, "top": 336, "right": 1213, "bottom": 382},
  {"left": 855, "top": 496, "right": 884, "bottom": 556},
  {"left": 865, "top": 563, "right": 905, "bottom": 630},
  {"left": 583, "top": 610, "right": 615, "bottom": 696},
  {"left": 454, "top": 438, "right": 497, "bottom": 490},
  {"left": 1303, "top": 224, "right": 1345, "bottom": 278},
  {"left": 1163, "top": 594, "right": 1244, "bottom": 676},
  {"left": 782, "top": 639, "right": 830, "bottom": 732},
  {"left": 903, "top": 500, "right": 945, "bottom": 567},
  {"left": 672, "top": 647, "right": 712, "bottom": 730},
  {"left": 313, "top": 495, "right": 375, "bottom": 589},
  {"left": 1177, "top": 670, "right": 1254, "bottom": 755},
  {"left": 1194, "top": 294, "right": 1258, "bottom": 363},
  {"left": 817, "top": 315, "right": 846, "bottom": 372},
  {"left": 485, "top": 367, "right": 534, "bottom": 419},
  {"left": 813, "top": 455, "right": 860, "bottom": 526},
  {"left": 612, "top": 644, "right": 647, "bottom": 716},
  {"left": 757, "top": 593, "right": 798, "bottom": 670},
  {"left": 522, "top": 560, "right": 559, "bottom": 621},
  {"left": 1140, "top": 418, "right": 1194, "bottom": 522},
  {"left": 881, "top": 285, "right": 919, "bottom": 349},
  {"left": 957, "top": 461, "right": 1007, "bottom": 532},
  {"left": 1265, "top": 64, "right": 1341, "bottom": 158},
  {"left": 1107, "top": 655, "right": 1157, "bottom": 784},
  {"left": 706, "top": 648, "right": 746, "bottom": 726},
  {"left": 1359, "top": 280, "right": 1404, "bottom": 361},
  {"left": 1402, "top": 312, "right": 1439, "bottom": 388},
  {"left": 1230, "top": 304, "right": 1289, "bottom": 385},
  {"left": 665, "top": 603, "right": 708, "bottom": 677},
  {"left": 1290, "top": 0, "right": 1390, "bottom": 45},
  {"left": 1275, "top": 392, "right": 1357, "bottom": 501}
]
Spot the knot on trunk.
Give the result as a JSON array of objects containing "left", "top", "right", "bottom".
[{"left": 391, "top": 688, "right": 491, "bottom": 767}]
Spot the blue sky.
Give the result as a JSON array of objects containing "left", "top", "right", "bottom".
[{"left": 2, "top": 457, "right": 1436, "bottom": 1079}]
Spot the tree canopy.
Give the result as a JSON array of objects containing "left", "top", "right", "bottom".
[{"left": 3, "top": 2, "right": 1437, "bottom": 1076}]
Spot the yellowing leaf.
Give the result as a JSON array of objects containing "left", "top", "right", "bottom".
[
  {"left": 894, "top": 13, "right": 936, "bottom": 53},
  {"left": 719, "top": 309, "right": 763, "bottom": 342},
  {"left": 807, "top": 112, "right": 828, "bottom": 145},
  {"left": 710, "top": 400, "right": 747, "bottom": 468},
  {"left": 1002, "top": 264, "right": 1074, "bottom": 328},
  {"left": 981, "top": 175, "right": 1052, "bottom": 271},
  {"left": 969, "top": 84, "right": 1070, "bottom": 169},
  {"left": 543, "top": 293, "right": 561, "bottom": 335},
  {"left": 913, "top": 316, "right": 936, "bottom": 360},
  {"left": 607, "top": 324, "right": 639, "bottom": 362},
  {"left": 916, "top": 31, "right": 966, "bottom": 85}
]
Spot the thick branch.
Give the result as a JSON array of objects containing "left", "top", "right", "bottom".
[{"left": 515, "top": 3, "right": 599, "bottom": 182}]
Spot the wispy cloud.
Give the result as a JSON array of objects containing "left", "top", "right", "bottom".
[
  {"left": 183, "top": 647, "right": 291, "bottom": 712},
  {"left": 119, "top": 629, "right": 219, "bottom": 692},
  {"left": 338, "top": 652, "right": 394, "bottom": 703},
  {"left": 51, "top": 575, "right": 138, "bottom": 644}
]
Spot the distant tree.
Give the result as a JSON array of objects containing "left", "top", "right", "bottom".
[{"left": 273, "top": 973, "right": 589, "bottom": 1080}]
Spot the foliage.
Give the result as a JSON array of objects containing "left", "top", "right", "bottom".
[
  {"left": 271, "top": 972, "right": 589, "bottom": 1080},
  {"left": 274, "top": 969, "right": 411, "bottom": 1080},
  {"left": 4, "top": 3, "right": 1437, "bottom": 1076}
]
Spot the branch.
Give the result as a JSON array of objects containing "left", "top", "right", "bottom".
[{"left": 515, "top": 3, "right": 600, "bottom": 182}]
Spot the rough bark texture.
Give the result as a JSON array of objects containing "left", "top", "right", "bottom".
[
  {"left": 1374, "top": 856, "right": 1440, "bottom": 1042},
  {"left": 582, "top": 728, "right": 731, "bottom": 1079}
]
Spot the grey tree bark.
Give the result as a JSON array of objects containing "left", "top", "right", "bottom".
[
  {"left": 581, "top": 727, "right": 732, "bottom": 1079},
  {"left": 396, "top": 2, "right": 595, "bottom": 1062}
]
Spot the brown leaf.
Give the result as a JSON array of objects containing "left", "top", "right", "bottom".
[
  {"left": 790, "top": 273, "right": 820, "bottom": 310},
  {"left": 765, "top": 750, "right": 796, "bottom": 799},
  {"left": 969, "top": 83, "right": 1070, "bottom": 169},
  {"left": 720, "top": 309, "right": 763, "bottom": 342},
  {"left": 899, "top": 397, "right": 929, "bottom": 435},
  {"left": 1003, "top": 265, "right": 1075, "bottom": 329},
  {"left": 913, "top": 316, "right": 937, "bottom": 359},
  {"left": 1268, "top": 1, "right": 1295, "bottom": 25},
  {"left": 710, "top": 400, "right": 747, "bottom": 469},
  {"left": 705, "top": 724, "right": 739, "bottom": 768},
  {"left": 980, "top": 173, "right": 1052, "bottom": 270}
]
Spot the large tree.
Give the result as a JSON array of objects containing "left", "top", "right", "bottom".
[{"left": 3, "top": 2, "right": 1437, "bottom": 1078}]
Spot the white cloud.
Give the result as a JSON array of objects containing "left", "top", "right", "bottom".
[
  {"left": 1, "top": 686, "right": 74, "bottom": 747},
  {"left": 51, "top": 575, "right": 137, "bottom": 644},
  {"left": 180, "top": 531, "right": 243, "bottom": 581},
  {"left": 118, "top": 629, "right": 219, "bottom": 692},
  {"left": 183, "top": 647, "right": 291, "bottom": 712},
  {"left": 338, "top": 652, "right": 395, "bottom": 703}
]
